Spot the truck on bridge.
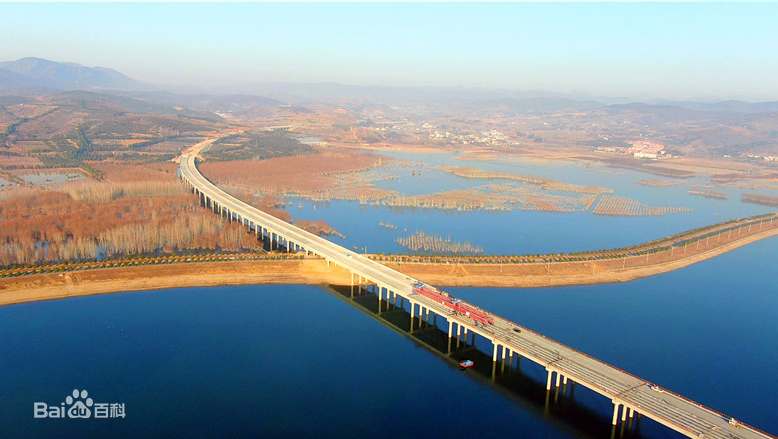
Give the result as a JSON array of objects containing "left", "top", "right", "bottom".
[{"left": 412, "top": 282, "right": 495, "bottom": 326}]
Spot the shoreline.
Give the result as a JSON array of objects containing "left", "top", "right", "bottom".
[{"left": 2, "top": 225, "right": 776, "bottom": 308}]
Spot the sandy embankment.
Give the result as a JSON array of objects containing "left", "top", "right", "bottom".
[
  {"left": 396, "top": 226, "right": 778, "bottom": 287},
  {"left": 1, "top": 225, "right": 776, "bottom": 308},
  {"left": 0, "top": 260, "right": 351, "bottom": 307}
]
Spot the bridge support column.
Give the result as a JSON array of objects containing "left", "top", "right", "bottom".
[
  {"left": 555, "top": 372, "right": 562, "bottom": 388},
  {"left": 546, "top": 369, "right": 553, "bottom": 391},
  {"left": 493, "top": 342, "right": 499, "bottom": 362},
  {"left": 612, "top": 402, "right": 622, "bottom": 425},
  {"left": 448, "top": 321, "right": 453, "bottom": 338},
  {"left": 621, "top": 405, "right": 628, "bottom": 422}
]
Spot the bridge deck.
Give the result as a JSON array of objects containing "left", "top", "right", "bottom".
[{"left": 180, "top": 147, "right": 774, "bottom": 439}]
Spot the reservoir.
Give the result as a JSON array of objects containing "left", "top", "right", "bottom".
[
  {"left": 1, "top": 237, "right": 775, "bottom": 438},
  {"left": 2, "top": 153, "right": 777, "bottom": 438}
]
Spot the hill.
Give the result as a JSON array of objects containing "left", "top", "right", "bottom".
[{"left": 0, "top": 57, "right": 143, "bottom": 92}]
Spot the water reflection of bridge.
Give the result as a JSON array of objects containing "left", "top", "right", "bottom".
[
  {"left": 325, "top": 284, "right": 650, "bottom": 439},
  {"left": 180, "top": 141, "right": 775, "bottom": 439}
]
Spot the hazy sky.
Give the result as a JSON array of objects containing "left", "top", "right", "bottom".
[{"left": 2, "top": 2, "right": 777, "bottom": 100}]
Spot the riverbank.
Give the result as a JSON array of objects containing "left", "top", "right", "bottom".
[
  {"left": 2, "top": 223, "right": 776, "bottom": 307},
  {"left": 0, "top": 259, "right": 352, "bottom": 307},
  {"left": 396, "top": 225, "right": 778, "bottom": 287}
]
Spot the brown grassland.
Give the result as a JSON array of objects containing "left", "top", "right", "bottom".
[{"left": 0, "top": 162, "right": 266, "bottom": 265}]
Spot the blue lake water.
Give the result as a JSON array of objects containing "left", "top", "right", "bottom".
[
  {"left": 2, "top": 153, "right": 777, "bottom": 437},
  {"left": 1, "top": 239, "right": 776, "bottom": 438},
  {"left": 283, "top": 152, "right": 777, "bottom": 256}
]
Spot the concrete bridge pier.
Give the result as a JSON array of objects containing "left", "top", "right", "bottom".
[
  {"left": 409, "top": 301, "right": 416, "bottom": 331},
  {"left": 545, "top": 368, "right": 558, "bottom": 391},
  {"left": 508, "top": 350, "right": 517, "bottom": 369},
  {"left": 611, "top": 402, "right": 620, "bottom": 426}
]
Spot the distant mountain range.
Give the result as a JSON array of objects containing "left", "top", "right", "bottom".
[
  {"left": 0, "top": 57, "right": 143, "bottom": 93},
  {"left": 1, "top": 57, "right": 777, "bottom": 116}
]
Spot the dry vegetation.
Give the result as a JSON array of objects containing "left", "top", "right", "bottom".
[
  {"left": 635, "top": 179, "right": 684, "bottom": 187},
  {"left": 441, "top": 165, "right": 611, "bottom": 194},
  {"left": 742, "top": 193, "right": 778, "bottom": 207},
  {"left": 592, "top": 195, "right": 692, "bottom": 216},
  {"left": 200, "top": 148, "right": 692, "bottom": 217},
  {"left": 396, "top": 231, "right": 483, "bottom": 254},
  {"left": 380, "top": 185, "right": 597, "bottom": 213},
  {"left": 293, "top": 219, "right": 345, "bottom": 238},
  {"left": 688, "top": 190, "right": 729, "bottom": 200},
  {"left": 199, "top": 149, "right": 396, "bottom": 202},
  {"left": 0, "top": 174, "right": 264, "bottom": 265}
]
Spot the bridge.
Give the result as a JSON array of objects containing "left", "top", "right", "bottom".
[{"left": 179, "top": 140, "right": 774, "bottom": 439}]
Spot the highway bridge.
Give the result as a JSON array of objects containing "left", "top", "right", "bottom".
[{"left": 179, "top": 141, "right": 774, "bottom": 439}]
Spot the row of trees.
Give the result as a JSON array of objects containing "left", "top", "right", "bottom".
[{"left": 0, "top": 183, "right": 263, "bottom": 266}]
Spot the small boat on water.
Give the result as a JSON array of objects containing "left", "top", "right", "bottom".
[{"left": 460, "top": 359, "right": 474, "bottom": 369}]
